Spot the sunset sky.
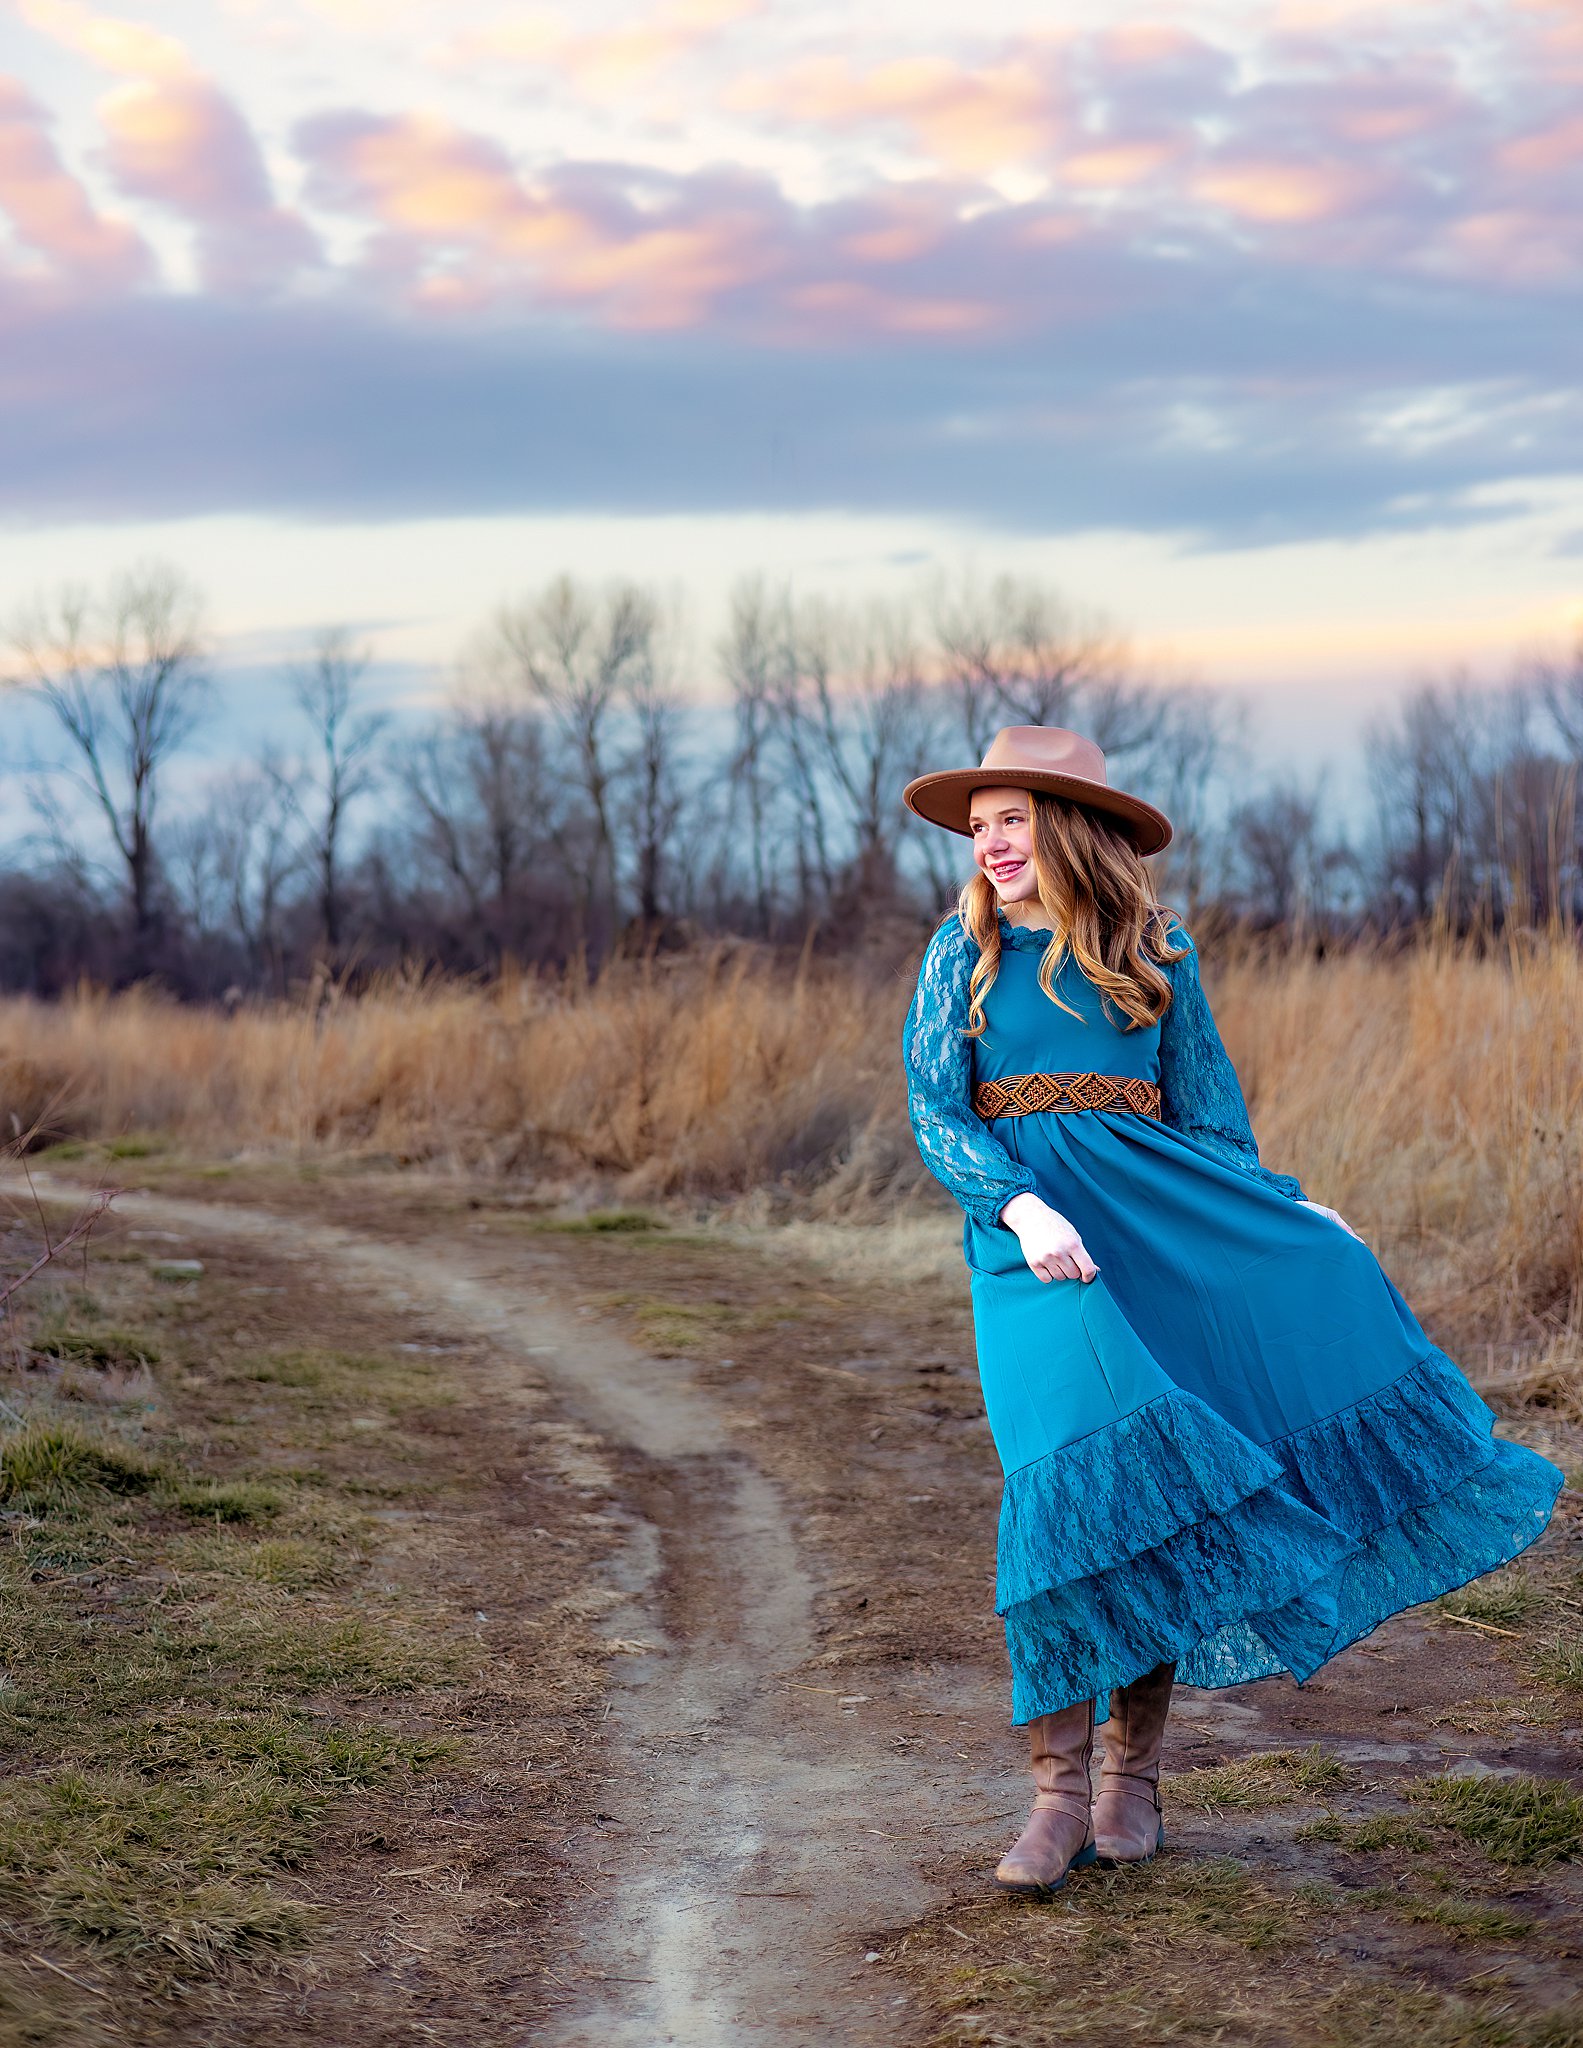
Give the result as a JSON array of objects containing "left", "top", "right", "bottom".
[{"left": 2, "top": 0, "right": 1581, "bottom": 779}]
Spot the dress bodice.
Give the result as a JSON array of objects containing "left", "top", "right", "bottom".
[
  {"left": 902, "top": 906, "right": 1306, "bottom": 1232},
  {"left": 970, "top": 915, "right": 1162, "bottom": 1089}
]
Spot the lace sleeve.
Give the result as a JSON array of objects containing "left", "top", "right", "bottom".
[
  {"left": 1157, "top": 923, "right": 1306, "bottom": 1202},
  {"left": 902, "top": 918, "right": 1039, "bottom": 1230}
]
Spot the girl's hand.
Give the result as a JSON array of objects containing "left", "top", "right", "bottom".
[
  {"left": 1000, "top": 1192, "right": 1099, "bottom": 1283},
  {"left": 1298, "top": 1198, "right": 1364, "bottom": 1241}
]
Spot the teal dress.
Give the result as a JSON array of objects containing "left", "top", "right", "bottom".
[{"left": 903, "top": 910, "right": 1563, "bottom": 1725}]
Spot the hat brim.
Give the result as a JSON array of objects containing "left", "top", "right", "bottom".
[{"left": 901, "top": 768, "right": 1173, "bottom": 856}]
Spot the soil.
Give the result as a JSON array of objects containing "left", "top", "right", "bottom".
[{"left": 9, "top": 1165, "right": 1581, "bottom": 2047}]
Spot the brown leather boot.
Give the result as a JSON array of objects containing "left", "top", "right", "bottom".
[
  {"left": 994, "top": 1698, "right": 1097, "bottom": 1893},
  {"left": 1093, "top": 1661, "right": 1175, "bottom": 1865}
]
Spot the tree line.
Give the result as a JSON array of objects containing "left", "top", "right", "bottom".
[{"left": 2, "top": 560, "right": 1581, "bottom": 997}]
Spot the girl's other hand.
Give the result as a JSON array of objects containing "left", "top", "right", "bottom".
[
  {"left": 1298, "top": 1198, "right": 1364, "bottom": 1241},
  {"left": 1000, "top": 1192, "right": 1099, "bottom": 1283}
]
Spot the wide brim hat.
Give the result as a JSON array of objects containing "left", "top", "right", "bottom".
[{"left": 902, "top": 724, "right": 1173, "bottom": 856}]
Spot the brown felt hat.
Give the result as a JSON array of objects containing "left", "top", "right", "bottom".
[{"left": 902, "top": 725, "right": 1173, "bottom": 855}]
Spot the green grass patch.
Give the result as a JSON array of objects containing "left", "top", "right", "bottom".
[
  {"left": 1352, "top": 1885, "right": 1534, "bottom": 1942},
  {"left": 595, "top": 1291, "right": 798, "bottom": 1357},
  {"left": 1441, "top": 1568, "right": 1544, "bottom": 1629},
  {"left": 542, "top": 1208, "right": 667, "bottom": 1234},
  {"left": 1091, "top": 1854, "right": 1311, "bottom": 1953},
  {"left": 0, "top": 1242, "right": 494, "bottom": 2030},
  {"left": 118, "top": 1710, "right": 453, "bottom": 1788},
  {"left": 1295, "top": 1814, "right": 1435, "bottom": 1853},
  {"left": 104, "top": 1136, "right": 162, "bottom": 1161},
  {"left": 31, "top": 1324, "right": 161, "bottom": 1371},
  {"left": 1534, "top": 1634, "right": 1583, "bottom": 1691},
  {"left": 0, "top": 1421, "right": 156, "bottom": 1511},
  {"left": 0, "top": 1768, "right": 324, "bottom": 1970},
  {"left": 1176, "top": 1745, "right": 1351, "bottom": 1812},
  {"left": 31, "top": 1138, "right": 95, "bottom": 1164},
  {"left": 1315, "top": 1986, "right": 1583, "bottom": 2048},
  {"left": 1405, "top": 1771, "right": 1583, "bottom": 1866},
  {"left": 0, "top": 1419, "right": 280, "bottom": 1526},
  {"left": 177, "top": 1532, "right": 347, "bottom": 1590},
  {"left": 233, "top": 1346, "right": 451, "bottom": 1414},
  {"left": 160, "top": 1474, "right": 284, "bottom": 1523}
]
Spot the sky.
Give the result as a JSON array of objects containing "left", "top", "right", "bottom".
[{"left": 1, "top": 0, "right": 1581, "bottom": 794}]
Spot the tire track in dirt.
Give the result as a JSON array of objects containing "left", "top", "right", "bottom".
[{"left": 38, "top": 1180, "right": 945, "bottom": 2047}]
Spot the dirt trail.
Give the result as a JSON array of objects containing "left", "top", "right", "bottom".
[{"left": 35, "top": 1178, "right": 954, "bottom": 2046}]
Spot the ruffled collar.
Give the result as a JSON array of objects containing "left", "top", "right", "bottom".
[{"left": 994, "top": 907, "right": 1060, "bottom": 953}]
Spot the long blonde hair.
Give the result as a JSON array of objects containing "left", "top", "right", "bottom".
[{"left": 958, "top": 791, "right": 1186, "bottom": 1038}]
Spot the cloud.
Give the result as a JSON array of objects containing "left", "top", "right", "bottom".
[
  {"left": 99, "top": 76, "right": 319, "bottom": 289},
  {"left": 15, "top": 0, "right": 190, "bottom": 79},
  {"left": 727, "top": 50, "right": 1064, "bottom": 174},
  {"left": 0, "top": 74, "right": 149, "bottom": 285},
  {"left": 1190, "top": 158, "right": 1379, "bottom": 226},
  {"left": 3, "top": 0, "right": 1582, "bottom": 560},
  {"left": 440, "top": 0, "right": 762, "bottom": 96},
  {"left": 2, "top": 190, "right": 1581, "bottom": 557}
]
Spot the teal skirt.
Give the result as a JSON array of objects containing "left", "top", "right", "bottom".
[{"left": 968, "top": 1109, "right": 1564, "bottom": 1724}]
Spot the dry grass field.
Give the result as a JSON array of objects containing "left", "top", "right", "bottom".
[{"left": 3, "top": 929, "right": 1581, "bottom": 1394}]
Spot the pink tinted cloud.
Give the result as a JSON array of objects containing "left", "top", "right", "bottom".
[
  {"left": 100, "top": 75, "right": 318, "bottom": 289},
  {"left": 299, "top": 109, "right": 1061, "bottom": 338},
  {"left": 1191, "top": 157, "right": 1379, "bottom": 226},
  {"left": 728, "top": 51, "right": 1063, "bottom": 174},
  {"left": 0, "top": 74, "right": 148, "bottom": 286},
  {"left": 1500, "top": 112, "right": 1583, "bottom": 175},
  {"left": 15, "top": 0, "right": 189, "bottom": 79},
  {"left": 300, "top": 112, "right": 781, "bottom": 328},
  {"left": 442, "top": 0, "right": 762, "bottom": 98}
]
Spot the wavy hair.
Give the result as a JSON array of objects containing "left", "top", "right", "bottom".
[{"left": 958, "top": 791, "right": 1187, "bottom": 1038}]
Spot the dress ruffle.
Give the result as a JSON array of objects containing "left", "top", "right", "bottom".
[{"left": 1000, "top": 1349, "right": 1563, "bottom": 1724}]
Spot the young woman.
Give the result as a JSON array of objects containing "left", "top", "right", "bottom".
[{"left": 900, "top": 724, "right": 1563, "bottom": 1894}]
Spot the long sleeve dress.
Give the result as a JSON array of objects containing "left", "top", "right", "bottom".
[{"left": 903, "top": 908, "right": 1563, "bottom": 1725}]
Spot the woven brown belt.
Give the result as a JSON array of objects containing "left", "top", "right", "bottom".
[{"left": 974, "top": 1071, "right": 1162, "bottom": 1120}]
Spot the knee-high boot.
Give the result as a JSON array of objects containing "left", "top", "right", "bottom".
[
  {"left": 994, "top": 1698, "right": 1097, "bottom": 1893},
  {"left": 1093, "top": 1660, "right": 1174, "bottom": 1865}
]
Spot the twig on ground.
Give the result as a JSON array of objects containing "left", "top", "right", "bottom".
[{"left": 1438, "top": 1610, "right": 1523, "bottom": 1639}]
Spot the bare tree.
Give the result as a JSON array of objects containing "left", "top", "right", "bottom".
[
  {"left": 622, "top": 637, "right": 688, "bottom": 929},
  {"left": 398, "top": 701, "right": 556, "bottom": 956},
  {"left": 1228, "top": 778, "right": 1355, "bottom": 930},
  {"left": 9, "top": 562, "right": 209, "bottom": 962},
  {"left": 718, "top": 578, "right": 783, "bottom": 933},
  {"left": 931, "top": 570, "right": 1159, "bottom": 759},
  {"left": 290, "top": 628, "right": 386, "bottom": 955},
  {"left": 794, "top": 596, "right": 942, "bottom": 884},
  {"left": 495, "top": 576, "right": 656, "bottom": 943},
  {"left": 1366, "top": 677, "right": 1483, "bottom": 926},
  {"left": 1147, "top": 690, "right": 1248, "bottom": 918},
  {"left": 1534, "top": 630, "right": 1583, "bottom": 759}
]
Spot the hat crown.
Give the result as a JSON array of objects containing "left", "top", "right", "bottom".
[{"left": 977, "top": 725, "right": 1108, "bottom": 790}]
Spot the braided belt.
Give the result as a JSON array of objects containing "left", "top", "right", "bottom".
[{"left": 974, "top": 1071, "right": 1162, "bottom": 1120}]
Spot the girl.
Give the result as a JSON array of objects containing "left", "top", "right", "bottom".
[{"left": 901, "top": 724, "right": 1563, "bottom": 1894}]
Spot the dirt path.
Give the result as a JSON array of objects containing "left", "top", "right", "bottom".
[
  {"left": 32, "top": 1177, "right": 958, "bottom": 2047},
  {"left": 13, "top": 1170, "right": 1579, "bottom": 2048}
]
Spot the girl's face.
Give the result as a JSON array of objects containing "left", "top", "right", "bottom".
[{"left": 968, "top": 786, "right": 1039, "bottom": 904}]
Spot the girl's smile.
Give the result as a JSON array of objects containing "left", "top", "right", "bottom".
[{"left": 969, "top": 785, "right": 1039, "bottom": 905}]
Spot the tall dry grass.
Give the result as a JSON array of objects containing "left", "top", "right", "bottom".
[{"left": 2, "top": 934, "right": 1581, "bottom": 1385}]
